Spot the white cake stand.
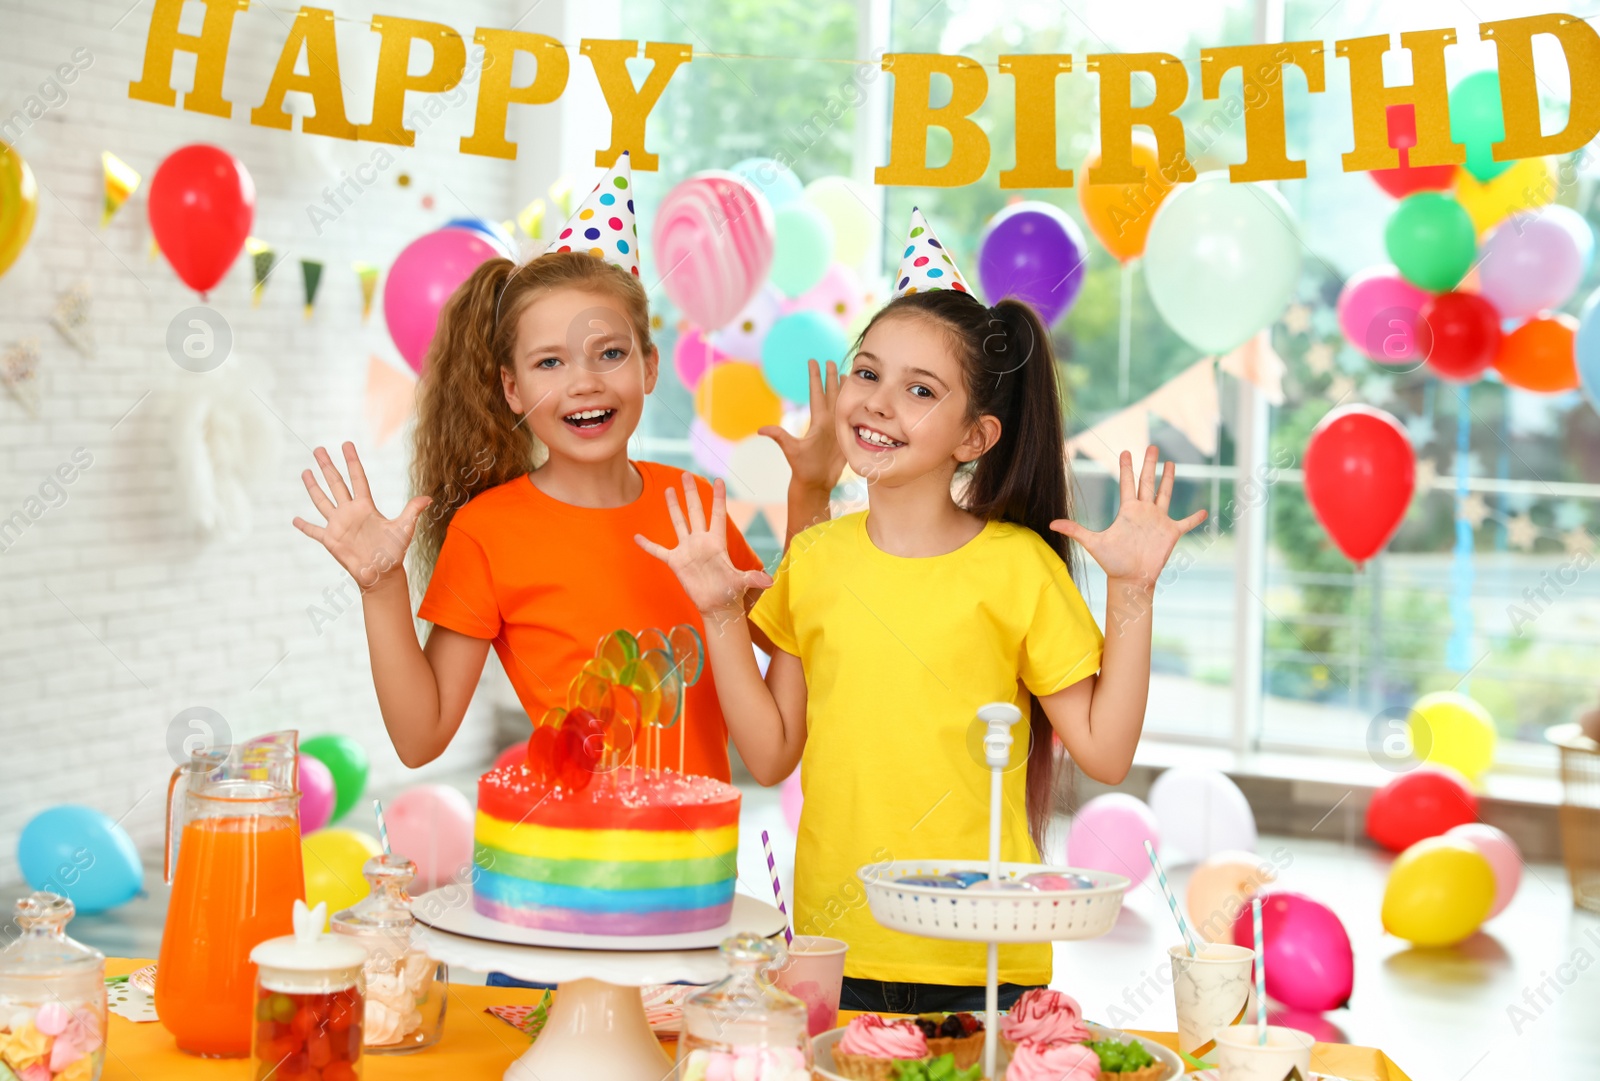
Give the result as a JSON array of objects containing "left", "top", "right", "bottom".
[
  {"left": 857, "top": 703, "right": 1131, "bottom": 1080},
  {"left": 413, "top": 891, "right": 786, "bottom": 1081}
]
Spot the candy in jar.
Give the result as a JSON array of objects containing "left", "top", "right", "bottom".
[
  {"left": 330, "top": 854, "right": 446, "bottom": 1052},
  {"left": 250, "top": 900, "right": 367, "bottom": 1081},
  {"left": 677, "top": 934, "right": 810, "bottom": 1081},
  {"left": 0, "top": 892, "right": 106, "bottom": 1081}
]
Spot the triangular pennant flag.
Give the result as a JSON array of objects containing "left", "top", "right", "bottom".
[
  {"left": 147, "top": 235, "right": 160, "bottom": 262},
  {"left": 50, "top": 281, "right": 93, "bottom": 358},
  {"left": 723, "top": 498, "right": 760, "bottom": 533},
  {"left": 516, "top": 198, "right": 546, "bottom": 239},
  {"left": 892, "top": 208, "right": 971, "bottom": 298},
  {"left": 365, "top": 356, "right": 417, "bottom": 447},
  {"left": 100, "top": 151, "right": 141, "bottom": 228},
  {"left": 353, "top": 262, "right": 380, "bottom": 322},
  {"left": 1147, "top": 358, "right": 1220, "bottom": 457},
  {"left": 1219, "top": 331, "right": 1286, "bottom": 406},
  {"left": 551, "top": 153, "right": 639, "bottom": 276},
  {"left": 1068, "top": 407, "right": 1150, "bottom": 475},
  {"left": 761, "top": 502, "right": 788, "bottom": 542},
  {"left": 2, "top": 338, "right": 42, "bottom": 416},
  {"left": 245, "top": 238, "right": 275, "bottom": 306},
  {"left": 549, "top": 176, "right": 574, "bottom": 219},
  {"left": 300, "top": 260, "right": 324, "bottom": 319}
]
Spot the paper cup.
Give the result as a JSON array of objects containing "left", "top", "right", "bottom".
[
  {"left": 1169, "top": 942, "right": 1255, "bottom": 1056},
  {"left": 1213, "top": 1025, "right": 1314, "bottom": 1081},
  {"left": 770, "top": 935, "right": 848, "bottom": 1036}
]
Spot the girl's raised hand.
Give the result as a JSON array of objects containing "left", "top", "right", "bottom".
[
  {"left": 635, "top": 474, "right": 773, "bottom": 619},
  {"left": 758, "top": 358, "right": 845, "bottom": 493},
  {"left": 1049, "top": 446, "right": 1207, "bottom": 587},
  {"left": 293, "top": 443, "right": 432, "bottom": 590}
]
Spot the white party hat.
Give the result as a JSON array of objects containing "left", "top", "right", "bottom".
[
  {"left": 552, "top": 152, "right": 640, "bottom": 277},
  {"left": 892, "top": 207, "right": 971, "bottom": 298}
]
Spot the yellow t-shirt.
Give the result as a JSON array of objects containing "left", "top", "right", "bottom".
[{"left": 750, "top": 512, "right": 1104, "bottom": 986}]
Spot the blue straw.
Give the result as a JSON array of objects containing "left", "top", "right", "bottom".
[
  {"left": 1253, "top": 897, "right": 1267, "bottom": 1045},
  {"left": 1144, "top": 840, "right": 1198, "bottom": 956}
]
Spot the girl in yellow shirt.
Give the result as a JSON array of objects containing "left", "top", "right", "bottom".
[{"left": 638, "top": 213, "right": 1205, "bottom": 1012}]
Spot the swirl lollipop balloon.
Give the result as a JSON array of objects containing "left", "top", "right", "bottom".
[{"left": 653, "top": 172, "right": 775, "bottom": 329}]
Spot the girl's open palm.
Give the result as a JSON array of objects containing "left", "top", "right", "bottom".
[
  {"left": 758, "top": 358, "right": 844, "bottom": 492},
  {"left": 292, "top": 442, "right": 432, "bottom": 589},
  {"left": 1050, "top": 446, "right": 1207, "bottom": 586},
  {"left": 635, "top": 474, "right": 773, "bottom": 618}
]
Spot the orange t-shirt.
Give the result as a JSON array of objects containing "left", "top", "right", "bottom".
[{"left": 416, "top": 461, "right": 764, "bottom": 782}]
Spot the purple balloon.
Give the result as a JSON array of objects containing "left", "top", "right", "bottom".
[
  {"left": 1478, "top": 215, "right": 1584, "bottom": 322},
  {"left": 298, "top": 753, "right": 336, "bottom": 833},
  {"left": 977, "top": 202, "right": 1087, "bottom": 325}
]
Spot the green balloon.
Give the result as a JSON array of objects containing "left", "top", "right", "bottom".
[
  {"left": 300, "top": 735, "right": 370, "bottom": 822},
  {"left": 1450, "top": 71, "right": 1510, "bottom": 183},
  {"left": 770, "top": 202, "right": 834, "bottom": 298},
  {"left": 1385, "top": 193, "right": 1477, "bottom": 292}
]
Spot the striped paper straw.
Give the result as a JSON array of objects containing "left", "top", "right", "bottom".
[
  {"left": 1253, "top": 896, "right": 1267, "bottom": 1045},
  {"left": 760, "top": 829, "right": 793, "bottom": 945},
  {"left": 1143, "top": 840, "right": 1198, "bottom": 957},
  {"left": 373, "top": 798, "right": 391, "bottom": 856}
]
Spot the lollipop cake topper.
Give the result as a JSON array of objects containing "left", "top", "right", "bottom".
[
  {"left": 892, "top": 207, "right": 971, "bottom": 298},
  {"left": 552, "top": 151, "right": 640, "bottom": 277}
]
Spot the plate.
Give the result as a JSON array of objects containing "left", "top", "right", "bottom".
[
  {"left": 412, "top": 889, "right": 787, "bottom": 952},
  {"left": 812, "top": 1021, "right": 1183, "bottom": 1081},
  {"left": 1188, "top": 1073, "right": 1349, "bottom": 1081}
]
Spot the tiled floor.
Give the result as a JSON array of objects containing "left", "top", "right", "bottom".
[{"left": 33, "top": 778, "right": 1599, "bottom": 1077}]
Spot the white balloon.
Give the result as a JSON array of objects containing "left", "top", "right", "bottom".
[
  {"left": 726, "top": 434, "right": 791, "bottom": 502},
  {"left": 1148, "top": 767, "right": 1256, "bottom": 866},
  {"left": 709, "top": 284, "right": 785, "bottom": 360}
]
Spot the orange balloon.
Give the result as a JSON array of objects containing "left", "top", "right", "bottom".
[
  {"left": 1077, "top": 133, "right": 1178, "bottom": 263},
  {"left": 694, "top": 361, "right": 782, "bottom": 440},
  {"left": 1495, "top": 313, "right": 1579, "bottom": 392}
]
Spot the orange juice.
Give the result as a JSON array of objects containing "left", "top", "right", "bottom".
[{"left": 157, "top": 814, "right": 305, "bottom": 1057}]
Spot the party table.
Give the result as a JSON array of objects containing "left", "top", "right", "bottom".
[{"left": 100, "top": 960, "right": 1412, "bottom": 1080}]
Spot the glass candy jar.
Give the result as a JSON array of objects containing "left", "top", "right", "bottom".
[
  {"left": 250, "top": 900, "right": 367, "bottom": 1081},
  {"left": 0, "top": 893, "right": 106, "bottom": 1081},
  {"left": 677, "top": 934, "right": 811, "bottom": 1081},
  {"left": 330, "top": 855, "right": 446, "bottom": 1053}
]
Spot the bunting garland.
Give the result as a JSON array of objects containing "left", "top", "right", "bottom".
[
  {"left": 245, "top": 238, "right": 276, "bottom": 306},
  {"left": 516, "top": 198, "right": 546, "bottom": 240},
  {"left": 50, "top": 281, "right": 93, "bottom": 358},
  {"left": 300, "top": 259, "right": 324, "bottom": 319},
  {"left": 100, "top": 151, "right": 141, "bottom": 228},
  {"left": 353, "top": 262, "right": 380, "bottom": 322},
  {"left": 365, "top": 356, "right": 416, "bottom": 447},
  {"left": 2, "top": 338, "right": 42, "bottom": 416}
]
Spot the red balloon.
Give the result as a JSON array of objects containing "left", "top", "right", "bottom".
[
  {"left": 1369, "top": 106, "right": 1455, "bottom": 198},
  {"left": 1417, "top": 291, "right": 1502, "bottom": 382},
  {"left": 1365, "top": 768, "right": 1479, "bottom": 852},
  {"left": 1303, "top": 406, "right": 1415, "bottom": 564},
  {"left": 147, "top": 145, "right": 255, "bottom": 296},
  {"left": 1229, "top": 891, "right": 1354, "bottom": 1012}
]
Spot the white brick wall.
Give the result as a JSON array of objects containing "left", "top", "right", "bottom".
[{"left": 0, "top": 0, "right": 619, "bottom": 883}]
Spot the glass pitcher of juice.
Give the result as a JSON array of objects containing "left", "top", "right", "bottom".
[{"left": 158, "top": 731, "right": 305, "bottom": 1057}]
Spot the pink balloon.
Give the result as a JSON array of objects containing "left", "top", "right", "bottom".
[
  {"left": 1337, "top": 265, "right": 1430, "bottom": 364},
  {"left": 1447, "top": 823, "right": 1522, "bottom": 919},
  {"left": 384, "top": 228, "right": 500, "bottom": 373},
  {"left": 787, "top": 264, "right": 865, "bottom": 330},
  {"left": 780, "top": 769, "right": 803, "bottom": 833},
  {"left": 675, "top": 328, "right": 726, "bottom": 390},
  {"left": 385, "top": 784, "right": 474, "bottom": 892},
  {"left": 654, "top": 172, "right": 774, "bottom": 330},
  {"left": 493, "top": 743, "right": 526, "bottom": 772},
  {"left": 1066, "top": 794, "right": 1159, "bottom": 886},
  {"left": 298, "top": 754, "right": 335, "bottom": 834},
  {"left": 1478, "top": 216, "right": 1584, "bottom": 322},
  {"left": 689, "top": 416, "right": 734, "bottom": 477},
  {"left": 1230, "top": 891, "right": 1354, "bottom": 1012}
]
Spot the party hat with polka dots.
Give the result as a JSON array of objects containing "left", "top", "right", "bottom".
[
  {"left": 892, "top": 207, "right": 970, "bottom": 298},
  {"left": 552, "top": 152, "right": 640, "bottom": 277}
]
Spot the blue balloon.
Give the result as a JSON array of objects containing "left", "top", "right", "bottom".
[
  {"left": 1575, "top": 287, "right": 1600, "bottom": 414},
  {"left": 731, "top": 157, "right": 803, "bottom": 209},
  {"left": 761, "top": 310, "right": 850, "bottom": 402},
  {"left": 18, "top": 805, "right": 143, "bottom": 914},
  {"left": 442, "top": 216, "right": 515, "bottom": 259}
]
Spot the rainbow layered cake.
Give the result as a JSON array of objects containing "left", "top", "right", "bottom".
[{"left": 474, "top": 764, "right": 741, "bottom": 935}]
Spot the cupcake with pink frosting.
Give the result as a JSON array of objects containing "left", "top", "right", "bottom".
[
  {"left": 1004, "top": 1040, "right": 1101, "bottom": 1081},
  {"left": 1000, "top": 989, "right": 1090, "bottom": 1056},
  {"left": 831, "top": 1013, "right": 930, "bottom": 1081}
]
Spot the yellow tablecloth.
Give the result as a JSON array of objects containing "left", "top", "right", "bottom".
[{"left": 103, "top": 960, "right": 1412, "bottom": 1080}]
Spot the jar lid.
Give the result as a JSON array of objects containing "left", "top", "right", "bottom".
[
  {"left": 251, "top": 900, "right": 368, "bottom": 973},
  {"left": 331, "top": 854, "right": 417, "bottom": 935},
  {"left": 0, "top": 893, "right": 103, "bottom": 978}
]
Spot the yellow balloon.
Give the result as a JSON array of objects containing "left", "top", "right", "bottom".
[
  {"left": 1409, "top": 691, "right": 1496, "bottom": 781},
  {"left": 302, "top": 828, "right": 383, "bottom": 919},
  {"left": 803, "top": 177, "right": 876, "bottom": 268},
  {"left": 1382, "top": 837, "right": 1494, "bottom": 946},
  {"left": 0, "top": 141, "right": 40, "bottom": 279},
  {"left": 1453, "top": 157, "right": 1555, "bottom": 235},
  {"left": 694, "top": 361, "right": 782, "bottom": 441}
]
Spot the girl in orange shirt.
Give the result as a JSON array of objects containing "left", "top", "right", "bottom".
[{"left": 292, "top": 156, "right": 840, "bottom": 783}]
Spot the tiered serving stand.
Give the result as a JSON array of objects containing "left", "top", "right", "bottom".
[
  {"left": 849, "top": 702, "right": 1133, "bottom": 1079},
  {"left": 413, "top": 888, "right": 786, "bottom": 1081}
]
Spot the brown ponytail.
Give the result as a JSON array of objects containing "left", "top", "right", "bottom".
[
  {"left": 856, "top": 290, "right": 1079, "bottom": 852},
  {"left": 409, "top": 251, "right": 655, "bottom": 589}
]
